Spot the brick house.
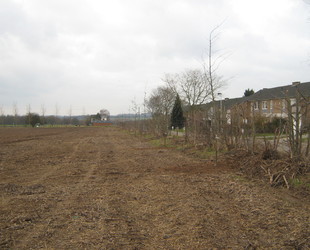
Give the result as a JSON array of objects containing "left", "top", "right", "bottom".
[
  {"left": 230, "top": 81, "right": 310, "bottom": 129},
  {"left": 194, "top": 81, "right": 309, "bottom": 125},
  {"left": 242, "top": 82, "right": 309, "bottom": 116},
  {"left": 185, "top": 81, "right": 310, "bottom": 133}
]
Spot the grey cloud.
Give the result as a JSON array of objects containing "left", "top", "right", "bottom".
[{"left": 0, "top": 0, "right": 309, "bottom": 115}]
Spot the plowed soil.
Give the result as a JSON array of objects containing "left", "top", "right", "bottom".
[{"left": 0, "top": 127, "right": 309, "bottom": 249}]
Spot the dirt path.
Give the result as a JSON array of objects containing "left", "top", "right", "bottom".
[{"left": 0, "top": 127, "right": 309, "bottom": 249}]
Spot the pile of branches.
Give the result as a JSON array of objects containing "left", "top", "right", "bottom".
[
  {"left": 225, "top": 149, "right": 310, "bottom": 189},
  {"left": 259, "top": 157, "right": 308, "bottom": 188}
]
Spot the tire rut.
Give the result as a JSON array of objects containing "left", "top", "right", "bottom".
[{"left": 12, "top": 134, "right": 103, "bottom": 249}]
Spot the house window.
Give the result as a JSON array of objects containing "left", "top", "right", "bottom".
[
  {"left": 253, "top": 101, "right": 259, "bottom": 110},
  {"left": 270, "top": 100, "right": 273, "bottom": 110},
  {"left": 282, "top": 99, "right": 286, "bottom": 110},
  {"left": 262, "top": 101, "right": 268, "bottom": 110},
  {"left": 290, "top": 98, "right": 296, "bottom": 106}
]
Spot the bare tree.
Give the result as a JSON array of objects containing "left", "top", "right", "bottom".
[
  {"left": 163, "top": 70, "right": 211, "bottom": 107},
  {"left": 55, "top": 104, "right": 59, "bottom": 125},
  {"left": 68, "top": 105, "right": 73, "bottom": 125},
  {"left": 0, "top": 106, "right": 4, "bottom": 126},
  {"left": 26, "top": 104, "right": 31, "bottom": 126},
  {"left": 140, "top": 89, "right": 148, "bottom": 133},
  {"left": 12, "top": 103, "right": 18, "bottom": 126},
  {"left": 41, "top": 104, "right": 46, "bottom": 125},
  {"left": 284, "top": 89, "right": 309, "bottom": 158},
  {"left": 131, "top": 98, "right": 140, "bottom": 135},
  {"left": 162, "top": 73, "right": 178, "bottom": 94},
  {"left": 146, "top": 86, "right": 175, "bottom": 137},
  {"left": 179, "top": 69, "right": 211, "bottom": 107},
  {"left": 147, "top": 86, "right": 175, "bottom": 118},
  {"left": 202, "top": 24, "right": 228, "bottom": 101}
]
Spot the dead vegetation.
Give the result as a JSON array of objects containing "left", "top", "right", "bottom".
[
  {"left": 0, "top": 127, "right": 309, "bottom": 249},
  {"left": 221, "top": 147, "right": 310, "bottom": 196}
]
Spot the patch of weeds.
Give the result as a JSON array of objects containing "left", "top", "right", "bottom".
[
  {"left": 289, "top": 174, "right": 310, "bottom": 198},
  {"left": 197, "top": 149, "right": 216, "bottom": 159},
  {"left": 182, "top": 147, "right": 219, "bottom": 160},
  {"left": 289, "top": 177, "right": 310, "bottom": 189},
  {"left": 173, "top": 128, "right": 185, "bottom": 133},
  {"left": 143, "top": 134, "right": 157, "bottom": 141},
  {"left": 121, "top": 129, "right": 130, "bottom": 134},
  {"left": 149, "top": 138, "right": 162, "bottom": 147},
  {"left": 256, "top": 133, "right": 287, "bottom": 140},
  {"left": 196, "top": 148, "right": 228, "bottom": 159},
  {"left": 149, "top": 138, "right": 175, "bottom": 148},
  {"left": 256, "top": 133, "right": 274, "bottom": 137},
  {"left": 290, "top": 178, "right": 303, "bottom": 187}
]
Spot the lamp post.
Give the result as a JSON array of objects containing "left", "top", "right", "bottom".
[
  {"left": 218, "top": 92, "right": 222, "bottom": 109},
  {"left": 218, "top": 93, "right": 223, "bottom": 127}
]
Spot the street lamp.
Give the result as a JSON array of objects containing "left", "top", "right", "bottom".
[
  {"left": 218, "top": 93, "right": 223, "bottom": 128},
  {"left": 218, "top": 93, "right": 222, "bottom": 111}
]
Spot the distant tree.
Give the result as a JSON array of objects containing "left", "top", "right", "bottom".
[
  {"left": 147, "top": 86, "right": 175, "bottom": 117},
  {"left": 0, "top": 106, "right": 4, "bottom": 126},
  {"left": 91, "top": 113, "right": 101, "bottom": 120},
  {"left": 26, "top": 113, "right": 41, "bottom": 127},
  {"left": 12, "top": 103, "right": 18, "bottom": 126},
  {"left": 26, "top": 104, "right": 31, "bottom": 126},
  {"left": 71, "top": 117, "right": 80, "bottom": 126},
  {"left": 41, "top": 104, "right": 46, "bottom": 125},
  {"left": 84, "top": 115, "right": 91, "bottom": 126},
  {"left": 68, "top": 105, "right": 73, "bottom": 124},
  {"left": 99, "top": 108, "right": 110, "bottom": 121},
  {"left": 54, "top": 104, "right": 59, "bottom": 125},
  {"left": 146, "top": 86, "right": 175, "bottom": 136},
  {"left": 244, "top": 88, "right": 255, "bottom": 97},
  {"left": 171, "top": 94, "right": 184, "bottom": 129}
]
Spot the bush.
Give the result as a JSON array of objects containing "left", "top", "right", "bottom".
[
  {"left": 254, "top": 115, "right": 268, "bottom": 133},
  {"left": 265, "top": 117, "right": 287, "bottom": 133},
  {"left": 254, "top": 116, "right": 287, "bottom": 133}
]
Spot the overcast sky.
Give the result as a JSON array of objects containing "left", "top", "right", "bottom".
[{"left": 0, "top": 0, "right": 309, "bottom": 115}]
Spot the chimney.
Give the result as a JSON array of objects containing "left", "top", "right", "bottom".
[{"left": 292, "top": 81, "right": 300, "bottom": 86}]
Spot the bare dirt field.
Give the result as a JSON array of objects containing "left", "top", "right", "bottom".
[{"left": 0, "top": 126, "right": 309, "bottom": 249}]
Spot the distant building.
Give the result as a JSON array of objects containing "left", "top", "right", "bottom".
[
  {"left": 90, "top": 108, "right": 113, "bottom": 126},
  {"left": 91, "top": 118, "right": 113, "bottom": 126}
]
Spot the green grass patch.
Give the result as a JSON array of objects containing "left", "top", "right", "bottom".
[
  {"left": 0, "top": 125, "right": 31, "bottom": 128},
  {"left": 189, "top": 147, "right": 227, "bottom": 159},
  {"left": 256, "top": 133, "right": 288, "bottom": 141},
  {"left": 149, "top": 137, "right": 175, "bottom": 148},
  {"left": 289, "top": 177, "right": 310, "bottom": 189},
  {"left": 196, "top": 149, "right": 216, "bottom": 158},
  {"left": 143, "top": 133, "right": 155, "bottom": 140},
  {"left": 256, "top": 133, "right": 274, "bottom": 137},
  {"left": 256, "top": 133, "right": 287, "bottom": 138},
  {"left": 290, "top": 178, "right": 303, "bottom": 187},
  {"left": 172, "top": 128, "right": 185, "bottom": 133}
]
